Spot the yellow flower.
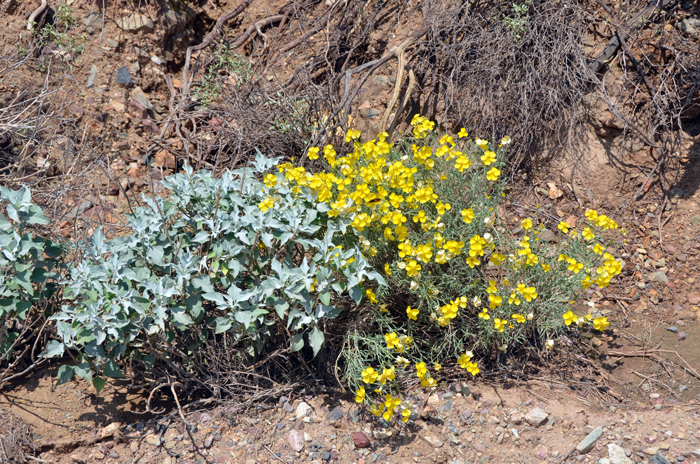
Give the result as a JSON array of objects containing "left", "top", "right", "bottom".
[
  {"left": 355, "top": 386, "right": 365, "bottom": 403},
  {"left": 557, "top": 221, "right": 570, "bottom": 234},
  {"left": 458, "top": 353, "right": 472, "bottom": 368},
  {"left": 582, "top": 227, "right": 595, "bottom": 241},
  {"left": 620, "top": 227, "right": 627, "bottom": 236},
  {"left": 406, "top": 306, "right": 419, "bottom": 321},
  {"left": 416, "top": 362, "right": 427, "bottom": 379},
  {"left": 593, "top": 317, "right": 610, "bottom": 331},
  {"left": 458, "top": 128, "right": 469, "bottom": 138},
  {"left": 592, "top": 243, "right": 604, "bottom": 255},
  {"left": 385, "top": 332, "right": 400, "bottom": 349},
  {"left": 494, "top": 318, "right": 506, "bottom": 332},
  {"left": 384, "top": 263, "right": 392, "bottom": 275},
  {"left": 263, "top": 173, "right": 278, "bottom": 188},
  {"left": 345, "top": 129, "right": 361, "bottom": 143},
  {"left": 361, "top": 367, "right": 379, "bottom": 384},
  {"left": 378, "top": 304, "right": 388, "bottom": 313},
  {"left": 455, "top": 156, "right": 472, "bottom": 172},
  {"left": 546, "top": 339, "right": 554, "bottom": 349},
  {"left": 585, "top": 209, "right": 598, "bottom": 221},
  {"left": 542, "top": 264, "right": 551, "bottom": 272},
  {"left": 480, "top": 150, "right": 496, "bottom": 166},
  {"left": 562, "top": 310, "right": 578, "bottom": 326},
  {"left": 521, "top": 286, "right": 537, "bottom": 302},
  {"left": 405, "top": 260, "right": 421, "bottom": 277},
  {"left": 522, "top": 218, "right": 533, "bottom": 230},
  {"left": 512, "top": 313, "right": 526, "bottom": 324},
  {"left": 366, "top": 289, "right": 378, "bottom": 304},
  {"left": 466, "top": 361, "right": 479, "bottom": 376},
  {"left": 433, "top": 363, "right": 442, "bottom": 372},
  {"left": 501, "top": 135, "right": 511, "bottom": 145},
  {"left": 307, "top": 146, "right": 320, "bottom": 160},
  {"left": 566, "top": 258, "right": 584, "bottom": 274},
  {"left": 401, "top": 409, "right": 411, "bottom": 422},
  {"left": 486, "top": 167, "right": 501, "bottom": 181},
  {"left": 258, "top": 196, "right": 275, "bottom": 212},
  {"left": 461, "top": 208, "right": 475, "bottom": 224},
  {"left": 378, "top": 367, "right": 396, "bottom": 384},
  {"left": 478, "top": 309, "right": 490, "bottom": 320}
]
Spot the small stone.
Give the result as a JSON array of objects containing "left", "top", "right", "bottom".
[
  {"left": 87, "top": 64, "right": 98, "bottom": 88},
  {"left": 93, "top": 450, "right": 105, "bottom": 460},
  {"left": 353, "top": 432, "right": 370, "bottom": 449},
  {"left": 607, "top": 443, "right": 633, "bottom": 464},
  {"left": 101, "top": 422, "right": 121, "bottom": 439},
  {"left": 204, "top": 434, "right": 214, "bottom": 448},
  {"left": 461, "top": 409, "right": 473, "bottom": 419},
  {"left": 117, "top": 13, "right": 155, "bottom": 32},
  {"left": 678, "top": 332, "right": 687, "bottom": 341},
  {"left": 473, "top": 442, "right": 486, "bottom": 453},
  {"left": 510, "top": 412, "right": 523, "bottom": 425},
  {"left": 373, "top": 430, "right": 392, "bottom": 440},
  {"left": 130, "top": 87, "right": 153, "bottom": 110},
  {"left": 688, "top": 294, "right": 700, "bottom": 305},
  {"left": 366, "top": 108, "right": 381, "bottom": 119},
  {"left": 649, "top": 271, "right": 669, "bottom": 284},
  {"left": 326, "top": 406, "right": 343, "bottom": 422},
  {"left": 539, "top": 229, "right": 557, "bottom": 242},
  {"left": 130, "top": 442, "right": 138, "bottom": 453},
  {"left": 576, "top": 426, "right": 604, "bottom": 453},
  {"left": 649, "top": 455, "right": 671, "bottom": 464},
  {"left": 524, "top": 407, "right": 549, "bottom": 427},
  {"left": 643, "top": 447, "right": 660, "bottom": 455},
  {"left": 667, "top": 326, "right": 678, "bottom": 333},
  {"left": 534, "top": 446, "right": 549, "bottom": 460},
  {"left": 295, "top": 402, "right": 312, "bottom": 420},
  {"left": 288, "top": 430, "right": 304, "bottom": 452},
  {"left": 115, "top": 67, "right": 134, "bottom": 87},
  {"left": 70, "top": 453, "right": 87, "bottom": 463},
  {"left": 82, "top": 12, "right": 101, "bottom": 28},
  {"left": 151, "top": 55, "right": 165, "bottom": 66},
  {"left": 422, "top": 434, "right": 443, "bottom": 448},
  {"left": 142, "top": 118, "right": 160, "bottom": 134},
  {"left": 146, "top": 435, "right": 162, "bottom": 446}
]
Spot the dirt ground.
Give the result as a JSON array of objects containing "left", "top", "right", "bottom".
[{"left": 1, "top": 0, "right": 700, "bottom": 463}]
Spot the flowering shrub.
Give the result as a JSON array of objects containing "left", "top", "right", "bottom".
[{"left": 275, "top": 115, "right": 624, "bottom": 424}]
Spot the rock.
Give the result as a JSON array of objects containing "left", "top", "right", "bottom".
[
  {"left": 70, "top": 104, "right": 84, "bottom": 116},
  {"left": 692, "top": 449, "right": 700, "bottom": 457},
  {"left": 677, "top": 18, "right": 700, "bottom": 37},
  {"left": 539, "top": 229, "right": 557, "bottom": 242},
  {"left": 422, "top": 434, "right": 443, "bottom": 448},
  {"left": 117, "top": 13, "right": 154, "bottom": 33},
  {"left": 100, "top": 422, "right": 121, "bottom": 439},
  {"left": 129, "top": 99, "right": 148, "bottom": 119},
  {"left": 449, "top": 459, "right": 467, "bottom": 464},
  {"left": 667, "top": 326, "right": 678, "bottom": 333},
  {"left": 688, "top": 294, "right": 700, "bottom": 305},
  {"left": 678, "top": 332, "right": 687, "bottom": 341},
  {"left": 534, "top": 446, "right": 549, "bottom": 460},
  {"left": 130, "top": 87, "right": 153, "bottom": 110},
  {"left": 524, "top": 407, "right": 549, "bottom": 427},
  {"left": 129, "top": 61, "right": 140, "bottom": 75},
  {"left": 146, "top": 435, "right": 162, "bottom": 446},
  {"left": 643, "top": 447, "right": 660, "bottom": 455},
  {"left": 352, "top": 432, "right": 370, "bottom": 449},
  {"left": 87, "top": 64, "right": 98, "bottom": 88},
  {"left": 607, "top": 444, "right": 633, "bottom": 464},
  {"left": 576, "top": 426, "right": 603, "bottom": 453},
  {"left": 461, "top": 409, "right": 473, "bottom": 419},
  {"left": 130, "top": 442, "right": 138, "bottom": 453},
  {"left": 473, "top": 441, "right": 486, "bottom": 453},
  {"left": 373, "top": 430, "right": 392, "bottom": 439},
  {"left": 510, "top": 412, "right": 523, "bottom": 425},
  {"left": 142, "top": 118, "right": 160, "bottom": 134},
  {"left": 70, "top": 453, "right": 87, "bottom": 463},
  {"left": 295, "top": 402, "right": 312, "bottom": 420},
  {"left": 151, "top": 55, "right": 165, "bottom": 66},
  {"left": 366, "top": 108, "right": 381, "bottom": 119},
  {"left": 82, "top": 12, "right": 101, "bottom": 28},
  {"left": 326, "top": 406, "right": 343, "bottom": 422},
  {"left": 691, "top": 215, "right": 700, "bottom": 227},
  {"left": 93, "top": 450, "right": 105, "bottom": 460},
  {"left": 115, "top": 67, "right": 134, "bottom": 87},
  {"left": 649, "top": 455, "right": 671, "bottom": 464},
  {"left": 649, "top": 271, "right": 668, "bottom": 284},
  {"left": 599, "top": 459, "right": 611, "bottom": 464},
  {"left": 288, "top": 430, "right": 304, "bottom": 452},
  {"left": 203, "top": 434, "right": 214, "bottom": 448}
]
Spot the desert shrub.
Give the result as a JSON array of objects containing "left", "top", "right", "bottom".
[
  {"left": 43, "top": 153, "right": 382, "bottom": 392},
  {"left": 0, "top": 187, "right": 65, "bottom": 383},
  {"left": 277, "top": 116, "right": 624, "bottom": 423}
]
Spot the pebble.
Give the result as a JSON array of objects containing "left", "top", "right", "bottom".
[
  {"left": 534, "top": 446, "right": 549, "bottom": 460},
  {"left": 373, "top": 430, "right": 392, "bottom": 439},
  {"left": 131, "top": 86, "right": 153, "bottom": 110},
  {"left": 326, "top": 406, "right": 343, "bottom": 422},
  {"left": 607, "top": 443, "right": 634, "bottom": 464},
  {"left": 649, "top": 271, "right": 669, "bottom": 284},
  {"left": 353, "top": 432, "right": 370, "bottom": 449},
  {"left": 296, "top": 402, "right": 312, "bottom": 420},
  {"left": 100, "top": 422, "right": 121, "bottom": 439},
  {"left": 524, "top": 407, "right": 549, "bottom": 427},
  {"left": 115, "top": 67, "right": 133, "bottom": 87},
  {"left": 667, "top": 326, "right": 678, "bottom": 333},
  {"left": 116, "top": 13, "right": 155, "bottom": 32},
  {"left": 678, "top": 332, "right": 687, "bottom": 341},
  {"left": 422, "top": 433, "right": 444, "bottom": 448},
  {"left": 649, "top": 455, "right": 671, "bottom": 464},
  {"left": 576, "top": 426, "right": 604, "bottom": 453},
  {"left": 288, "top": 430, "right": 304, "bottom": 452},
  {"left": 86, "top": 64, "right": 98, "bottom": 88},
  {"left": 644, "top": 447, "right": 660, "bottom": 455}
]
